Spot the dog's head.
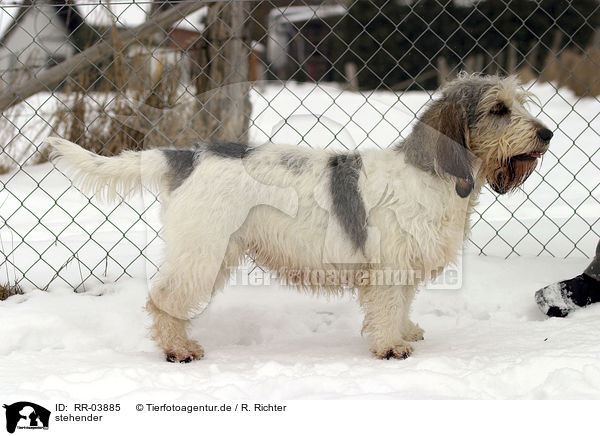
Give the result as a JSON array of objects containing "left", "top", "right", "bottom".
[{"left": 411, "top": 73, "right": 551, "bottom": 197}]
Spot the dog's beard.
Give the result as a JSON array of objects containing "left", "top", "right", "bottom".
[{"left": 487, "top": 155, "right": 538, "bottom": 194}]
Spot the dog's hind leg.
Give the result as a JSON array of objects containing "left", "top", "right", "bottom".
[
  {"left": 147, "top": 239, "right": 244, "bottom": 363},
  {"left": 359, "top": 284, "right": 418, "bottom": 359},
  {"left": 146, "top": 298, "right": 204, "bottom": 363}
]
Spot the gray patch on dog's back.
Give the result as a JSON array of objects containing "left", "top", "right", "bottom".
[
  {"left": 207, "top": 141, "right": 253, "bottom": 159},
  {"left": 328, "top": 153, "right": 367, "bottom": 252},
  {"left": 281, "top": 153, "right": 310, "bottom": 174},
  {"left": 162, "top": 149, "right": 197, "bottom": 191}
]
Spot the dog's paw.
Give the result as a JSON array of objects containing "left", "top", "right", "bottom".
[
  {"left": 372, "top": 342, "right": 414, "bottom": 360},
  {"left": 165, "top": 341, "right": 204, "bottom": 363},
  {"left": 403, "top": 322, "right": 425, "bottom": 342}
]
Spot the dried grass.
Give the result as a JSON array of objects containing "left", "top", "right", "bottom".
[
  {"left": 0, "top": 282, "right": 23, "bottom": 301},
  {"left": 51, "top": 27, "right": 200, "bottom": 156},
  {"left": 542, "top": 47, "right": 600, "bottom": 97}
]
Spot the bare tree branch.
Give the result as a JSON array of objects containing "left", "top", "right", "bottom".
[{"left": 0, "top": 1, "right": 206, "bottom": 111}]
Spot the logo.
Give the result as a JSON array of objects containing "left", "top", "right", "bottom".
[{"left": 3, "top": 402, "right": 50, "bottom": 434}]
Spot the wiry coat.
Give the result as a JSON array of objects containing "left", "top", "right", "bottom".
[{"left": 47, "top": 73, "right": 552, "bottom": 361}]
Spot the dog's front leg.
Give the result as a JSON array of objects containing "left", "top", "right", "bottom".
[{"left": 359, "top": 285, "right": 418, "bottom": 359}]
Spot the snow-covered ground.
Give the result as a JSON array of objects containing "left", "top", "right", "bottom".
[
  {"left": 0, "top": 253, "right": 598, "bottom": 401},
  {"left": 1, "top": 81, "right": 600, "bottom": 402}
]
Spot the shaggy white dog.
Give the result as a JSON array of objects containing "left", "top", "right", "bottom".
[{"left": 46, "top": 73, "right": 552, "bottom": 361}]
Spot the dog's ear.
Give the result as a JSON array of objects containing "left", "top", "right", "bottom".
[{"left": 433, "top": 101, "right": 474, "bottom": 198}]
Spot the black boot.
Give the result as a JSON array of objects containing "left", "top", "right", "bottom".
[{"left": 535, "top": 273, "right": 600, "bottom": 317}]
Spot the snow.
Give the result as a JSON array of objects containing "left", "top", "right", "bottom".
[
  {"left": 171, "top": 7, "right": 207, "bottom": 32},
  {"left": 0, "top": 1, "right": 19, "bottom": 39},
  {"left": 1, "top": 254, "right": 598, "bottom": 400},
  {"left": 0, "top": 1, "right": 149, "bottom": 40},
  {"left": 76, "top": 1, "right": 148, "bottom": 28},
  {"left": 268, "top": 5, "right": 346, "bottom": 24},
  {"left": 2, "top": 81, "right": 600, "bottom": 401},
  {"left": 535, "top": 282, "right": 576, "bottom": 315},
  {"left": 77, "top": 1, "right": 208, "bottom": 32}
]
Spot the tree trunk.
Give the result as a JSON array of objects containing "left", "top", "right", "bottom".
[
  {"left": 474, "top": 54, "right": 484, "bottom": 73},
  {"left": 540, "top": 30, "right": 563, "bottom": 81},
  {"left": 506, "top": 41, "right": 517, "bottom": 74},
  {"left": 344, "top": 62, "right": 358, "bottom": 91},
  {"left": 464, "top": 56, "right": 475, "bottom": 73},
  {"left": 194, "top": 1, "right": 251, "bottom": 142},
  {"left": 437, "top": 56, "right": 449, "bottom": 86}
]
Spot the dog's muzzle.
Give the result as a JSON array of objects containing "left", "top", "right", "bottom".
[{"left": 488, "top": 128, "right": 552, "bottom": 194}]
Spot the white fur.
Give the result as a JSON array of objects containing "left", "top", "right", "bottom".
[
  {"left": 47, "top": 137, "right": 470, "bottom": 359},
  {"left": 45, "top": 75, "right": 550, "bottom": 361},
  {"left": 46, "top": 137, "right": 167, "bottom": 203}
]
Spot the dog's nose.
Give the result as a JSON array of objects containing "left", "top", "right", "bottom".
[{"left": 537, "top": 128, "right": 553, "bottom": 142}]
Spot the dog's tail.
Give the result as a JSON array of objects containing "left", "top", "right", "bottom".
[{"left": 45, "top": 137, "right": 168, "bottom": 202}]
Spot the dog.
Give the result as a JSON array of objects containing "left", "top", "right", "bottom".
[{"left": 46, "top": 73, "right": 552, "bottom": 362}]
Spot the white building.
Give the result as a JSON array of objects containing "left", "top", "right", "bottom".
[
  {"left": 0, "top": 1, "right": 207, "bottom": 88},
  {"left": 0, "top": 0, "right": 85, "bottom": 85}
]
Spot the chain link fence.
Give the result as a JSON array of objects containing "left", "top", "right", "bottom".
[{"left": 1, "top": 0, "right": 599, "bottom": 291}]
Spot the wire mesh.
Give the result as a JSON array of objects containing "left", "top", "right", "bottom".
[{"left": 0, "top": 0, "right": 599, "bottom": 290}]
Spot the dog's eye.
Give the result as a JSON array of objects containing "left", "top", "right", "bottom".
[{"left": 490, "top": 102, "right": 510, "bottom": 116}]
